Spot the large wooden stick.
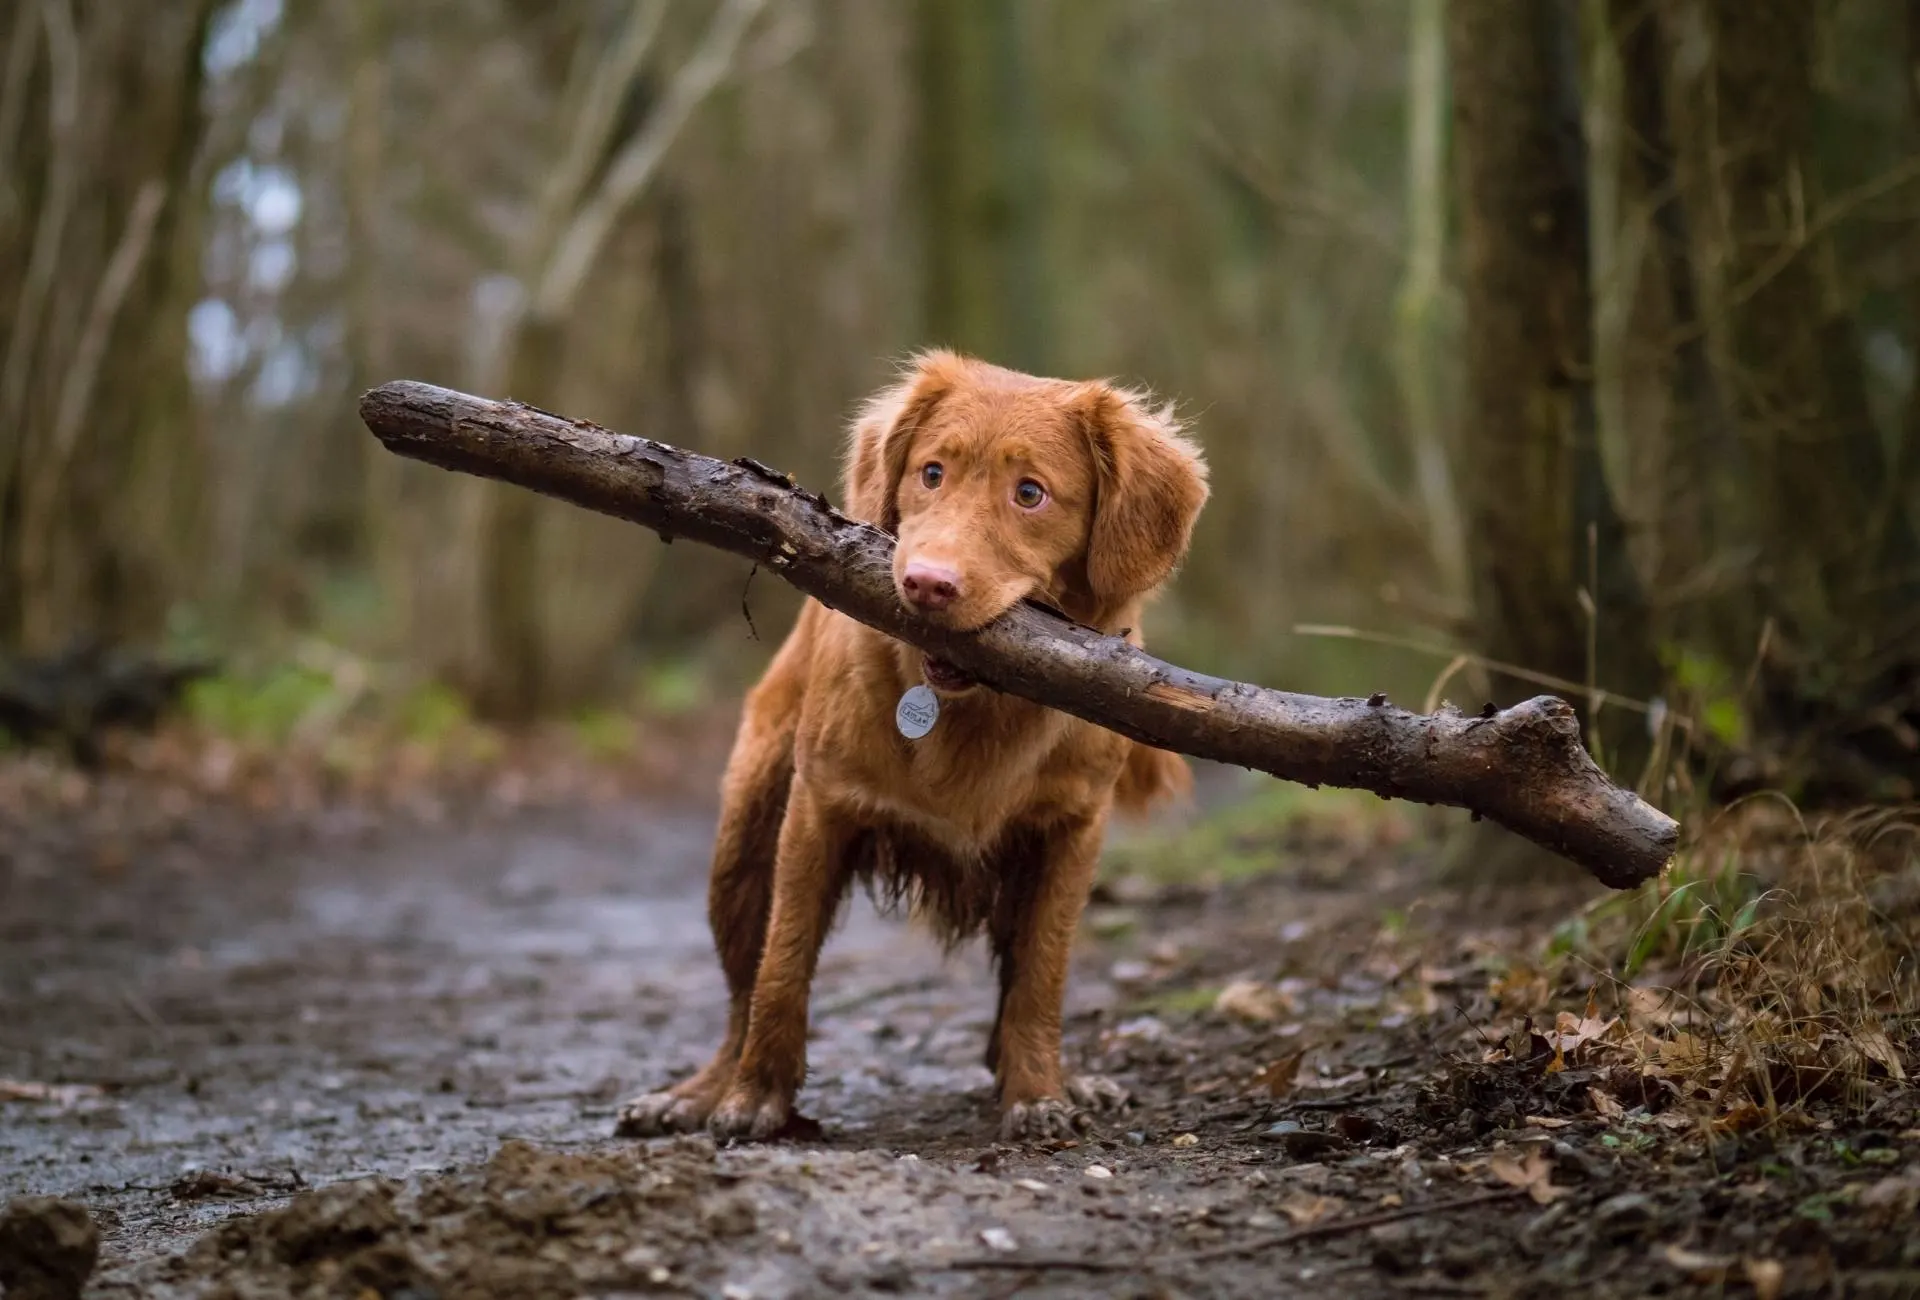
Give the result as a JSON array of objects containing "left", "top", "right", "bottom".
[{"left": 359, "top": 381, "right": 1678, "bottom": 888}]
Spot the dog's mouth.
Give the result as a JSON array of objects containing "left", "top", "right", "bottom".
[{"left": 922, "top": 655, "right": 978, "bottom": 693}]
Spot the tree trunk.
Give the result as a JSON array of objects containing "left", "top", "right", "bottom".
[
  {"left": 453, "top": 0, "right": 766, "bottom": 720},
  {"left": 360, "top": 379, "right": 1680, "bottom": 888},
  {"left": 1394, "top": 0, "right": 1469, "bottom": 606},
  {"left": 1599, "top": 0, "right": 1731, "bottom": 616},
  {"left": 917, "top": 0, "right": 1047, "bottom": 371},
  {"left": 1446, "top": 0, "right": 1664, "bottom": 767},
  {"left": 1662, "top": 1, "right": 1920, "bottom": 797},
  {"left": 0, "top": 0, "right": 215, "bottom": 653}
]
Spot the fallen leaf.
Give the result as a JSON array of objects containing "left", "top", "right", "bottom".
[
  {"left": 1489, "top": 965, "right": 1551, "bottom": 1013},
  {"left": 1713, "top": 1103, "right": 1769, "bottom": 1135},
  {"left": 1170, "top": 1133, "right": 1199, "bottom": 1148},
  {"left": 1298, "top": 1069, "right": 1368, "bottom": 1092},
  {"left": 1743, "top": 1258, "right": 1784, "bottom": 1300},
  {"left": 0, "top": 1079, "right": 105, "bottom": 1105},
  {"left": 1250, "top": 1053, "right": 1303, "bottom": 1098},
  {"left": 1488, "top": 1148, "right": 1567, "bottom": 1204},
  {"left": 1656, "top": 1033, "right": 1714, "bottom": 1073},
  {"left": 1627, "top": 986, "right": 1682, "bottom": 1028},
  {"left": 1214, "top": 980, "right": 1288, "bottom": 1023},
  {"left": 1524, "top": 1115, "right": 1575, "bottom": 1130},
  {"left": 1544, "top": 1010, "right": 1619, "bottom": 1060},
  {"left": 1378, "top": 1192, "right": 1403, "bottom": 1208},
  {"left": 1657, "top": 1243, "right": 1734, "bottom": 1280},
  {"left": 1854, "top": 1030, "right": 1909, "bottom": 1081},
  {"left": 1857, "top": 1173, "right": 1920, "bottom": 1212},
  {"left": 1278, "top": 1193, "right": 1343, "bottom": 1226},
  {"left": 1589, "top": 1087, "right": 1626, "bottom": 1121},
  {"left": 170, "top": 1170, "right": 261, "bottom": 1201},
  {"left": 979, "top": 1228, "right": 1018, "bottom": 1253}
]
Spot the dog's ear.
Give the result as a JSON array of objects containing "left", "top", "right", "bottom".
[
  {"left": 843, "top": 350, "right": 962, "bottom": 534},
  {"left": 1078, "top": 383, "right": 1209, "bottom": 609}
]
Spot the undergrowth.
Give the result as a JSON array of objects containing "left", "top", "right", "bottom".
[{"left": 1536, "top": 800, "right": 1918, "bottom": 1125}]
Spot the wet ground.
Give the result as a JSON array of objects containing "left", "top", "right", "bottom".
[{"left": 2, "top": 746, "right": 1916, "bottom": 1299}]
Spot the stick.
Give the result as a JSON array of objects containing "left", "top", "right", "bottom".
[
  {"left": 358, "top": 380, "right": 1679, "bottom": 888},
  {"left": 940, "top": 1188, "right": 1527, "bottom": 1273}
]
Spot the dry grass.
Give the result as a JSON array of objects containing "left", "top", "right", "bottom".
[{"left": 1524, "top": 799, "right": 1919, "bottom": 1131}]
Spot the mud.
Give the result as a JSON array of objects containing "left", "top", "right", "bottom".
[{"left": 3, "top": 758, "right": 1917, "bottom": 1299}]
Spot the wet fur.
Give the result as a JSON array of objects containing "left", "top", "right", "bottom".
[{"left": 619, "top": 350, "right": 1209, "bottom": 1142}]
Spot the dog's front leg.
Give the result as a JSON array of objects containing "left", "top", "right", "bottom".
[
  {"left": 708, "top": 779, "right": 851, "bottom": 1141},
  {"left": 994, "top": 814, "right": 1127, "bottom": 1141}
]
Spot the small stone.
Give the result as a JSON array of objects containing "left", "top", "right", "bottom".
[
  {"left": 1260, "top": 1123, "right": 1350, "bottom": 1158},
  {"left": 979, "top": 1227, "right": 1018, "bottom": 1253},
  {"left": 1084, "top": 1165, "right": 1114, "bottom": 1180}
]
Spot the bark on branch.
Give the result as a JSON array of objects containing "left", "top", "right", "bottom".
[{"left": 359, "top": 380, "right": 1679, "bottom": 889}]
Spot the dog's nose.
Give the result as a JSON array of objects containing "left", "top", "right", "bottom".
[{"left": 901, "top": 561, "right": 961, "bottom": 611}]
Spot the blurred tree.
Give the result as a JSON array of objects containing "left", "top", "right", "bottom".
[
  {"left": 1445, "top": 0, "right": 1662, "bottom": 781},
  {"left": 456, "top": 0, "right": 770, "bottom": 719},
  {"left": 917, "top": 0, "right": 1047, "bottom": 372},
  {"left": 1656, "top": 0, "right": 1920, "bottom": 795},
  {"left": 1393, "top": 0, "right": 1468, "bottom": 609},
  {"left": 0, "top": 0, "right": 217, "bottom": 653}
]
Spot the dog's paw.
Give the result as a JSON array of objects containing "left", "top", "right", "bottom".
[
  {"left": 999, "top": 1096, "right": 1093, "bottom": 1142},
  {"left": 613, "top": 1090, "right": 711, "bottom": 1138},
  {"left": 707, "top": 1083, "right": 794, "bottom": 1142},
  {"left": 1065, "top": 1074, "right": 1131, "bottom": 1115}
]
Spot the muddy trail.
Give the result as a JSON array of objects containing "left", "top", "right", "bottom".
[{"left": 3, "top": 752, "right": 1917, "bottom": 1300}]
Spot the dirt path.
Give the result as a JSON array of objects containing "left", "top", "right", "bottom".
[{"left": 3, "top": 763, "right": 1916, "bottom": 1298}]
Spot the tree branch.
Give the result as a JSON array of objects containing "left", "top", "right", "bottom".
[
  {"left": 358, "top": 380, "right": 1680, "bottom": 889},
  {"left": 530, "top": 0, "right": 767, "bottom": 321}
]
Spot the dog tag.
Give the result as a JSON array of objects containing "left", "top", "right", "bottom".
[{"left": 895, "top": 684, "right": 940, "bottom": 740}]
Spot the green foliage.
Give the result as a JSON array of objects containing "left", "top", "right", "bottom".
[
  {"left": 184, "top": 664, "right": 339, "bottom": 745},
  {"left": 397, "top": 682, "right": 472, "bottom": 745},
  {"left": 636, "top": 658, "right": 709, "bottom": 718},
  {"left": 1103, "top": 782, "right": 1397, "bottom": 885},
  {"left": 1562, "top": 846, "right": 1769, "bottom": 979},
  {"left": 1667, "top": 646, "right": 1749, "bottom": 749},
  {"left": 1131, "top": 985, "right": 1221, "bottom": 1017},
  {"left": 569, "top": 707, "right": 637, "bottom": 762}
]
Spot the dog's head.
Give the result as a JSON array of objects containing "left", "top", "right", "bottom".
[{"left": 844, "top": 351, "right": 1208, "bottom": 687}]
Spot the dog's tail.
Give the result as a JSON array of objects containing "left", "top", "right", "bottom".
[{"left": 1113, "top": 742, "right": 1194, "bottom": 816}]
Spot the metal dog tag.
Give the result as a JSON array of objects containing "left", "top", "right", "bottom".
[{"left": 895, "top": 684, "right": 940, "bottom": 740}]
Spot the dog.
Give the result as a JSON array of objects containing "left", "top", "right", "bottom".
[{"left": 616, "top": 349, "right": 1209, "bottom": 1141}]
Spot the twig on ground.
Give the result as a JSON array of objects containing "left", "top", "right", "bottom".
[{"left": 939, "top": 1187, "right": 1529, "bottom": 1273}]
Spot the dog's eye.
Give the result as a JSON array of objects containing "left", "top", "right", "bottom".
[
  {"left": 1013, "top": 479, "right": 1047, "bottom": 509},
  {"left": 921, "top": 462, "right": 944, "bottom": 489}
]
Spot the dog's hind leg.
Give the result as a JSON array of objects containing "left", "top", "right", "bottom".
[{"left": 616, "top": 672, "right": 797, "bottom": 1137}]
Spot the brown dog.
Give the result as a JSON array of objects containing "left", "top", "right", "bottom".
[{"left": 617, "top": 350, "right": 1209, "bottom": 1141}]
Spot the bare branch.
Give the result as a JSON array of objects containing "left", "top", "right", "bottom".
[
  {"left": 0, "top": 0, "right": 81, "bottom": 445},
  {"left": 530, "top": 0, "right": 769, "bottom": 320}
]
